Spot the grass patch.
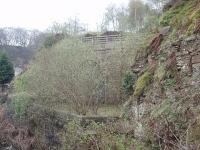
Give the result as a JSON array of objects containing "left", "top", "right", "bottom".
[
  {"left": 95, "top": 105, "right": 122, "bottom": 117},
  {"left": 160, "top": 0, "right": 200, "bottom": 34},
  {"left": 151, "top": 99, "right": 173, "bottom": 118},
  {"left": 164, "top": 78, "right": 176, "bottom": 88},
  {"left": 13, "top": 73, "right": 29, "bottom": 93},
  {"left": 10, "top": 92, "right": 33, "bottom": 118}
]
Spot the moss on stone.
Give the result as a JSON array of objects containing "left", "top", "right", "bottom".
[{"left": 134, "top": 72, "right": 152, "bottom": 97}]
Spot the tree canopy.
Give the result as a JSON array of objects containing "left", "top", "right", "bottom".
[{"left": 0, "top": 52, "right": 14, "bottom": 85}]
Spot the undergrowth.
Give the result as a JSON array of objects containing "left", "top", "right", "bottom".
[
  {"left": 161, "top": 0, "right": 200, "bottom": 35},
  {"left": 59, "top": 120, "right": 150, "bottom": 150}
]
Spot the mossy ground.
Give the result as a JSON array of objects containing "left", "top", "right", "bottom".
[{"left": 161, "top": 0, "right": 200, "bottom": 35}]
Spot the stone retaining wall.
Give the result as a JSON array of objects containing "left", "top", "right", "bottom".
[
  {"left": 169, "top": 35, "right": 200, "bottom": 76},
  {"left": 25, "top": 104, "right": 120, "bottom": 147}
]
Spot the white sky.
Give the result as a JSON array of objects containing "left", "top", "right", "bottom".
[{"left": 0, "top": 0, "right": 129, "bottom": 31}]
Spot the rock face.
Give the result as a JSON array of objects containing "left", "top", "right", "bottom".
[
  {"left": 149, "top": 34, "right": 164, "bottom": 54},
  {"left": 14, "top": 67, "right": 23, "bottom": 76},
  {"left": 131, "top": 33, "right": 166, "bottom": 75},
  {"left": 159, "top": 26, "right": 171, "bottom": 36},
  {"left": 131, "top": 57, "right": 146, "bottom": 74},
  {"left": 126, "top": 31, "right": 200, "bottom": 147},
  {"left": 156, "top": 35, "right": 200, "bottom": 76},
  {"left": 174, "top": 35, "right": 200, "bottom": 76}
]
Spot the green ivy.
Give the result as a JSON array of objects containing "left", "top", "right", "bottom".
[{"left": 122, "top": 72, "right": 137, "bottom": 96}]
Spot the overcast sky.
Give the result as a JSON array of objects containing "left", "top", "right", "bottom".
[{"left": 0, "top": 0, "right": 129, "bottom": 31}]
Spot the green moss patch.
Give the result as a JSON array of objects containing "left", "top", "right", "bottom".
[
  {"left": 10, "top": 92, "right": 33, "bottom": 118},
  {"left": 134, "top": 72, "right": 152, "bottom": 97},
  {"left": 154, "top": 64, "right": 166, "bottom": 82}
]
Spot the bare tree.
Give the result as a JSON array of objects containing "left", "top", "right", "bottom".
[
  {"left": 0, "top": 29, "right": 8, "bottom": 46},
  {"left": 1, "top": 27, "right": 30, "bottom": 47},
  {"left": 14, "top": 28, "right": 29, "bottom": 47},
  {"left": 28, "top": 30, "right": 45, "bottom": 49},
  {"left": 101, "top": 4, "right": 130, "bottom": 31},
  {"left": 104, "top": 4, "right": 119, "bottom": 31},
  {"left": 146, "top": 0, "right": 168, "bottom": 12},
  {"left": 47, "top": 18, "right": 88, "bottom": 35},
  {"left": 128, "top": 0, "right": 149, "bottom": 30}
]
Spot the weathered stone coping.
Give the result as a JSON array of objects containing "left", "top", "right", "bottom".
[{"left": 26, "top": 104, "right": 120, "bottom": 128}]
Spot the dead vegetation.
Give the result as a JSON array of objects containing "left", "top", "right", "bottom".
[
  {"left": 0, "top": 106, "right": 45, "bottom": 150},
  {"left": 194, "top": 20, "right": 200, "bottom": 34},
  {"left": 149, "top": 34, "right": 164, "bottom": 54}
]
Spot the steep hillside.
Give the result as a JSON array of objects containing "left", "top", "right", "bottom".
[
  {"left": 161, "top": 0, "right": 200, "bottom": 35},
  {"left": 1, "top": 0, "right": 200, "bottom": 149},
  {"left": 123, "top": 0, "right": 200, "bottom": 149}
]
